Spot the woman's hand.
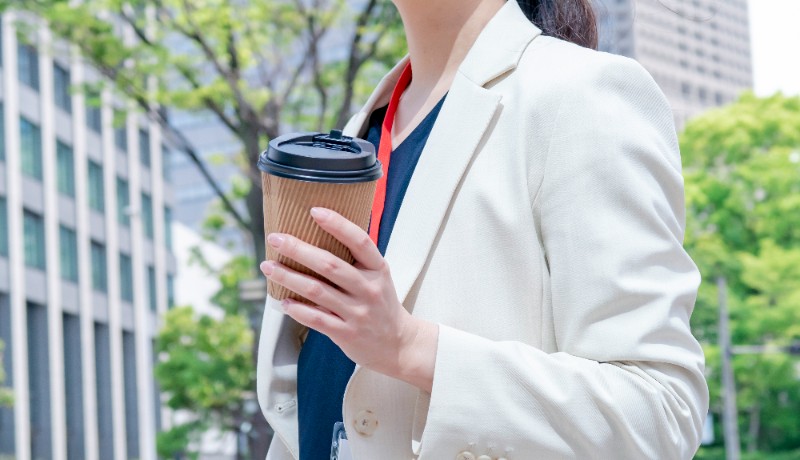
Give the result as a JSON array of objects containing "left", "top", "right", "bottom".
[{"left": 259, "top": 207, "right": 439, "bottom": 393}]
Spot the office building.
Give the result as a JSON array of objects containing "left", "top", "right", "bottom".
[
  {"left": 168, "top": 111, "right": 244, "bottom": 250},
  {"left": 0, "top": 11, "right": 175, "bottom": 460},
  {"left": 596, "top": 0, "right": 753, "bottom": 128}
]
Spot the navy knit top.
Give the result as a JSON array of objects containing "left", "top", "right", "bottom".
[{"left": 296, "top": 94, "right": 447, "bottom": 460}]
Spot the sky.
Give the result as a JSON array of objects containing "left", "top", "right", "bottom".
[{"left": 748, "top": 0, "right": 800, "bottom": 96}]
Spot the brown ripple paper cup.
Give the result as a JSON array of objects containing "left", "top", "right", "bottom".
[{"left": 258, "top": 130, "right": 382, "bottom": 303}]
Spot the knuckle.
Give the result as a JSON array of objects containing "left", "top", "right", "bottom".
[
  {"left": 364, "top": 285, "right": 383, "bottom": 303},
  {"left": 308, "top": 313, "right": 325, "bottom": 330},
  {"left": 377, "top": 260, "right": 391, "bottom": 275},
  {"left": 305, "top": 281, "right": 325, "bottom": 300},
  {"left": 352, "top": 307, "right": 369, "bottom": 323},
  {"left": 270, "top": 265, "right": 284, "bottom": 282},
  {"left": 356, "top": 234, "right": 373, "bottom": 252},
  {"left": 283, "top": 236, "right": 299, "bottom": 256},
  {"left": 319, "top": 257, "right": 340, "bottom": 278}
]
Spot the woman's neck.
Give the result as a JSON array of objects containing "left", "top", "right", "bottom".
[
  {"left": 395, "top": 0, "right": 505, "bottom": 91},
  {"left": 387, "top": 0, "right": 505, "bottom": 146}
]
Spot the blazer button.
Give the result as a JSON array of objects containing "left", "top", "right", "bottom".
[
  {"left": 456, "top": 452, "right": 476, "bottom": 460},
  {"left": 352, "top": 409, "right": 378, "bottom": 437}
]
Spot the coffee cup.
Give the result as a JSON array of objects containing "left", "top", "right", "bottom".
[{"left": 258, "top": 129, "right": 382, "bottom": 303}]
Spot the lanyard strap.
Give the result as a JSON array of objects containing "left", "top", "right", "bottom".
[{"left": 369, "top": 62, "right": 413, "bottom": 246}]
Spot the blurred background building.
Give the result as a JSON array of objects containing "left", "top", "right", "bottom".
[
  {"left": 0, "top": 12, "right": 175, "bottom": 460},
  {"left": 596, "top": 0, "right": 753, "bottom": 129},
  {"left": 168, "top": 110, "right": 244, "bottom": 251}
]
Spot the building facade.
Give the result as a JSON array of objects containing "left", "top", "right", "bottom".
[
  {"left": 596, "top": 0, "right": 753, "bottom": 129},
  {"left": 0, "top": 11, "right": 175, "bottom": 460},
  {"left": 168, "top": 111, "right": 244, "bottom": 251}
]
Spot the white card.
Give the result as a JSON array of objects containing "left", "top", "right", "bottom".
[{"left": 335, "top": 438, "right": 353, "bottom": 460}]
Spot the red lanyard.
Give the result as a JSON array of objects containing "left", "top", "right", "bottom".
[{"left": 369, "top": 62, "right": 413, "bottom": 246}]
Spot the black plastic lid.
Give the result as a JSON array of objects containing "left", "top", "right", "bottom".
[{"left": 258, "top": 130, "right": 382, "bottom": 183}]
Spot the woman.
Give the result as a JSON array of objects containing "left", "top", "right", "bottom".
[{"left": 257, "top": 0, "right": 709, "bottom": 458}]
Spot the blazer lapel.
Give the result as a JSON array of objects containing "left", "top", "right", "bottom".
[
  {"left": 385, "top": 77, "right": 501, "bottom": 305},
  {"left": 343, "top": 0, "right": 542, "bottom": 306}
]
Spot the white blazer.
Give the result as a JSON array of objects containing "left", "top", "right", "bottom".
[{"left": 257, "top": 1, "right": 709, "bottom": 459}]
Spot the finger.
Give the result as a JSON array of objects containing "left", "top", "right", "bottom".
[
  {"left": 260, "top": 260, "right": 348, "bottom": 316},
  {"left": 309, "top": 207, "right": 385, "bottom": 271},
  {"left": 266, "top": 233, "right": 363, "bottom": 293},
  {"left": 281, "top": 298, "right": 347, "bottom": 337}
]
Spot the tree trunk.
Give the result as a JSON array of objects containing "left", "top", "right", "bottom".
[
  {"left": 747, "top": 403, "right": 760, "bottom": 453},
  {"left": 241, "top": 124, "right": 274, "bottom": 459}
]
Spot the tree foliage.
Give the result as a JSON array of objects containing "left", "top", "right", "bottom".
[
  {"left": 153, "top": 250, "right": 261, "bottom": 457},
  {"left": 1, "top": 0, "right": 406, "bottom": 261},
  {"left": 682, "top": 93, "right": 800, "bottom": 453},
  {"left": 154, "top": 305, "right": 254, "bottom": 458}
]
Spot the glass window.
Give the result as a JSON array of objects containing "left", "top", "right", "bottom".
[
  {"left": 0, "top": 289, "right": 14, "bottom": 454},
  {"left": 57, "top": 141, "right": 75, "bottom": 197},
  {"left": 88, "top": 161, "right": 105, "bottom": 213},
  {"left": 119, "top": 253, "right": 133, "bottom": 303},
  {"left": 86, "top": 90, "right": 102, "bottom": 134},
  {"left": 0, "top": 197, "right": 7, "bottom": 257},
  {"left": 63, "top": 313, "right": 85, "bottom": 460},
  {"left": 151, "top": 340, "right": 162, "bottom": 433},
  {"left": 122, "top": 332, "right": 140, "bottom": 459},
  {"left": 17, "top": 43, "right": 39, "bottom": 91},
  {"left": 117, "top": 177, "right": 130, "bottom": 227},
  {"left": 59, "top": 226, "right": 79, "bottom": 282},
  {"left": 0, "top": 103, "right": 5, "bottom": 162},
  {"left": 161, "top": 144, "right": 171, "bottom": 181},
  {"left": 53, "top": 63, "right": 72, "bottom": 113},
  {"left": 23, "top": 210, "right": 46, "bottom": 269},
  {"left": 94, "top": 323, "right": 114, "bottom": 459},
  {"left": 90, "top": 241, "right": 107, "bottom": 292},
  {"left": 167, "top": 274, "right": 175, "bottom": 309},
  {"left": 147, "top": 266, "right": 157, "bottom": 312},
  {"left": 27, "top": 303, "right": 52, "bottom": 459},
  {"left": 20, "top": 118, "right": 43, "bottom": 180},
  {"left": 139, "top": 129, "right": 150, "bottom": 167},
  {"left": 114, "top": 111, "right": 127, "bottom": 152},
  {"left": 141, "top": 193, "right": 153, "bottom": 239},
  {"left": 164, "top": 207, "right": 172, "bottom": 250}
]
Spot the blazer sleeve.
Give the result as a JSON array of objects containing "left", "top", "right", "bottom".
[{"left": 415, "top": 56, "right": 709, "bottom": 459}]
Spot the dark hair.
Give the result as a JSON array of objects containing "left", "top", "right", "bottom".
[{"left": 517, "top": 0, "right": 598, "bottom": 49}]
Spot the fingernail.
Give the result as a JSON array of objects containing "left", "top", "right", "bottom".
[
  {"left": 310, "top": 207, "right": 329, "bottom": 220},
  {"left": 267, "top": 234, "right": 285, "bottom": 248},
  {"left": 261, "top": 261, "right": 274, "bottom": 275},
  {"left": 281, "top": 299, "right": 291, "bottom": 311}
]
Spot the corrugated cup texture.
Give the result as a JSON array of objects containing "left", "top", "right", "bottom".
[{"left": 262, "top": 172, "right": 377, "bottom": 303}]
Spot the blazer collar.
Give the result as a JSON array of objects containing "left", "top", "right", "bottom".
[
  {"left": 342, "top": 0, "right": 541, "bottom": 306},
  {"left": 459, "top": 0, "right": 543, "bottom": 86}
]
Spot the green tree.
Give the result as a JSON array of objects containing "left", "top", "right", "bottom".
[
  {"left": 154, "top": 252, "right": 260, "bottom": 458},
  {"left": 0, "top": 340, "right": 13, "bottom": 408},
  {"left": 682, "top": 93, "right": 800, "bottom": 454},
  {"left": 154, "top": 305, "right": 254, "bottom": 459}
]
